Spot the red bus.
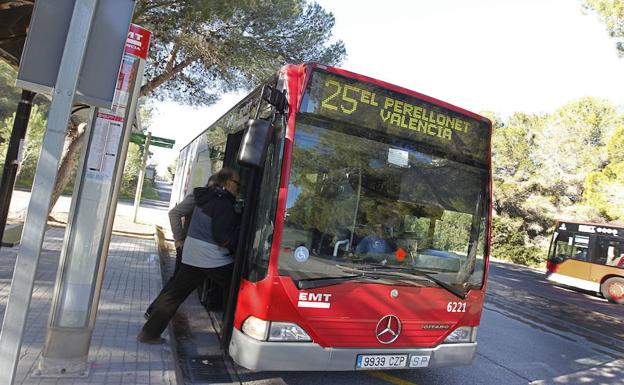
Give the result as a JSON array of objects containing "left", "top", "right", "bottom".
[
  {"left": 546, "top": 220, "right": 624, "bottom": 304},
  {"left": 170, "top": 63, "right": 492, "bottom": 371}
]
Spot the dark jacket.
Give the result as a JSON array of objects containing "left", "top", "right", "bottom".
[
  {"left": 168, "top": 193, "right": 196, "bottom": 242},
  {"left": 188, "top": 186, "right": 240, "bottom": 254}
]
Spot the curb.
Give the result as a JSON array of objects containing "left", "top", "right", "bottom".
[
  {"left": 5, "top": 219, "right": 156, "bottom": 243},
  {"left": 154, "top": 225, "right": 185, "bottom": 385}
]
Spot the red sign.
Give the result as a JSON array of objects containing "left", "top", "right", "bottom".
[
  {"left": 124, "top": 24, "right": 152, "bottom": 59},
  {"left": 96, "top": 112, "right": 124, "bottom": 122}
]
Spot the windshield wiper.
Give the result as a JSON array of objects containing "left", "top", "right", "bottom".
[
  {"left": 296, "top": 270, "right": 429, "bottom": 289},
  {"left": 361, "top": 264, "right": 439, "bottom": 273},
  {"left": 338, "top": 264, "right": 467, "bottom": 299},
  {"left": 296, "top": 274, "right": 380, "bottom": 289}
]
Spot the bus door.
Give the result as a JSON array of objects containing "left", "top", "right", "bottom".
[
  {"left": 550, "top": 231, "right": 593, "bottom": 289},
  {"left": 201, "top": 122, "right": 279, "bottom": 310},
  {"left": 222, "top": 111, "right": 287, "bottom": 349}
]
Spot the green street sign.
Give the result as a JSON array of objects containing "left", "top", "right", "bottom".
[
  {"left": 130, "top": 132, "right": 175, "bottom": 148},
  {"left": 150, "top": 136, "right": 175, "bottom": 148}
]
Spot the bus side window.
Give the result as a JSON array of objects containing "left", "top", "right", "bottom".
[
  {"left": 604, "top": 240, "right": 624, "bottom": 267},
  {"left": 554, "top": 235, "right": 573, "bottom": 261},
  {"left": 552, "top": 233, "right": 589, "bottom": 262},
  {"left": 569, "top": 235, "right": 590, "bottom": 261},
  {"left": 573, "top": 248, "right": 588, "bottom": 261}
]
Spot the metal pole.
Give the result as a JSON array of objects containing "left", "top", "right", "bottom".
[
  {"left": 0, "top": 90, "right": 35, "bottom": 249},
  {"left": 0, "top": 1, "right": 98, "bottom": 384},
  {"left": 133, "top": 131, "right": 151, "bottom": 223},
  {"left": 38, "top": 56, "right": 146, "bottom": 376}
]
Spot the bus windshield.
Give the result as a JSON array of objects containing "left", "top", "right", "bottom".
[{"left": 278, "top": 119, "right": 489, "bottom": 289}]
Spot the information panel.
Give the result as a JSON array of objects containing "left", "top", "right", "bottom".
[
  {"left": 300, "top": 70, "right": 490, "bottom": 163},
  {"left": 15, "top": 0, "right": 135, "bottom": 108}
]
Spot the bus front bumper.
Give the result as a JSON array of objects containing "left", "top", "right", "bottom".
[{"left": 229, "top": 328, "right": 477, "bottom": 371}]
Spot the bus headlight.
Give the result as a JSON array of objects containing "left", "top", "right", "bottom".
[
  {"left": 241, "top": 316, "right": 269, "bottom": 341},
  {"left": 269, "top": 322, "right": 312, "bottom": 342},
  {"left": 241, "top": 317, "right": 312, "bottom": 342},
  {"left": 443, "top": 327, "right": 476, "bottom": 343}
]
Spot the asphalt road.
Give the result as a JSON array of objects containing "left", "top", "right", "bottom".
[
  {"left": 489, "top": 262, "right": 624, "bottom": 320},
  {"left": 154, "top": 180, "right": 172, "bottom": 203},
  {"left": 7, "top": 184, "right": 172, "bottom": 229}
]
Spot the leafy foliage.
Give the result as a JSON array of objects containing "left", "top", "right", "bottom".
[
  {"left": 134, "top": 0, "right": 346, "bottom": 105},
  {"left": 584, "top": 0, "right": 624, "bottom": 56},
  {"left": 534, "top": 97, "right": 618, "bottom": 202},
  {"left": 491, "top": 112, "right": 543, "bottom": 219},
  {"left": 119, "top": 143, "right": 143, "bottom": 197},
  {"left": 489, "top": 96, "right": 624, "bottom": 266},
  {"left": 491, "top": 216, "right": 543, "bottom": 266},
  {"left": 0, "top": 61, "right": 20, "bottom": 122},
  {"left": 582, "top": 126, "right": 624, "bottom": 219},
  {"left": 0, "top": 104, "right": 48, "bottom": 187}
]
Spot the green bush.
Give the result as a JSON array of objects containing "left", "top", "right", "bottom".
[
  {"left": 140, "top": 179, "right": 160, "bottom": 200},
  {"left": 491, "top": 215, "right": 543, "bottom": 266},
  {"left": 119, "top": 143, "right": 142, "bottom": 197}
]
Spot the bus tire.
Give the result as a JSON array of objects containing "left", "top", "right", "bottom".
[{"left": 600, "top": 277, "right": 624, "bottom": 304}]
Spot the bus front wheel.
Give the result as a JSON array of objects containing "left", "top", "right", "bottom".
[{"left": 600, "top": 277, "right": 624, "bottom": 304}]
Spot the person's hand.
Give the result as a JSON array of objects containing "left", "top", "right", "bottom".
[{"left": 175, "top": 240, "right": 184, "bottom": 249}]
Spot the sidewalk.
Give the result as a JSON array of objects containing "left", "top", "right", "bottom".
[{"left": 0, "top": 213, "right": 177, "bottom": 384}]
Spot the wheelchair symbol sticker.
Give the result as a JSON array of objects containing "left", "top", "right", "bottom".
[{"left": 294, "top": 246, "right": 309, "bottom": 263}]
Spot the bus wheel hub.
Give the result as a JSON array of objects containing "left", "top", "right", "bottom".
[{"left": 608, "top": 282, "right": 624, "bottom": 299}]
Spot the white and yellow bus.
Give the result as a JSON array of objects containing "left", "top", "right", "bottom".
[{"left": 546, "top": 221, "right": 624, "bottom": 304}]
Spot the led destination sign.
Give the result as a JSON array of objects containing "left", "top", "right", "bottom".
[{"left": 300, "top": 70, "right": 490, "bottom": 163}]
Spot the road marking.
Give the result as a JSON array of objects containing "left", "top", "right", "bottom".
[{"left": 367, "top": 371, "right": 419, "bottom": 385}]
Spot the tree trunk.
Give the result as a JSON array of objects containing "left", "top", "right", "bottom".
[
  {"left": 48, "top": 120, "right": 87, "bottom": 216},
  {"left": 140, "top": 54, "right": 198, "bottom": 97}
]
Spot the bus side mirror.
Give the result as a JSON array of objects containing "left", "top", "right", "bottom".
[{"left": 237, "top": 119, "right": 274, "bottom": 168}]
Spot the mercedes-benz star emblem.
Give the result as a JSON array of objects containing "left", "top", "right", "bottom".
[{"left": 375, "top": 315, "right": 401, "bottom": 344}]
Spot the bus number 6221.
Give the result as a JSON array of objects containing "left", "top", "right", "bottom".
[{"left": 447, "top": 302, "right": 466, "bottom": 312}]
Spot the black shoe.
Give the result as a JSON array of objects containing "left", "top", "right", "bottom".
[
  {"left": 144, "top": 310, "right": 151, "bottom": 320},
  {"left": 137, "top": 330, "right": 165, "bottom": 345}
]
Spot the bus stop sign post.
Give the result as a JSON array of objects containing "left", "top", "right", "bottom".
[
  {"left": 37, "top": 24, "right": 150, "bottom": 377},
  {"left": 132, "top": 131, "right": 152, "bottom": 223},
  {"left": 0, "top": 1, "right": 99, "bottom": 384}
]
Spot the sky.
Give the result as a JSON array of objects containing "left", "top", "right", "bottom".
[{"left": 148, "top": 0, "right": 624, "bottom": 175}]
